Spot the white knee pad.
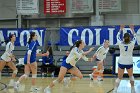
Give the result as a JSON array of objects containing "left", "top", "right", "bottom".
[
  {"left": 23, "top": 74, "right": 29, "bottom": 79},
  {"left": 32, "top": 74, "right": 37, "bottom": 78},
  {"left": 116, "top": 78, "right": 121, "bottom": 83},
  {"left": 129, "top": 76, "right": 134, "bottom": 81},
  {"left": 13, "top": 70, "right": 18, "bottom": 74}
]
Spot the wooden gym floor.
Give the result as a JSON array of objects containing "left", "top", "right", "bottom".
[{"left": 0, "top": 76, "right": 140, "bottom": 93}]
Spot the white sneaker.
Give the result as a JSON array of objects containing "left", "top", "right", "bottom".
[
  {"left": 14, "top": 82, "right": 20, "bottom": 92},
  {"left": 8, "top": 79, "right": 14, "bottom": 87},
  {"left": 97, "top": 76, "right": 103, "bottom": 81},
  {"left": 89, "top": 74, "right": 93, "bottom": 80},
  {"left": 42, "top": 73, "right": 45, "bottom": 79},
  {"left": 51, "top": 72, "right": 55, "bottom": 79},
  {"left": 63, "top": 78, "right": 70, "bottom": 87},
  {"left": 131, "top": 87, "right": 136, "bottom": 93},
  {"left": 44, "top": 87, "right": 51, "bottom": 93}
]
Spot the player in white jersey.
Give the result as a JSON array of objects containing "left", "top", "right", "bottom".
[
  {"left": 63, "top": 47, "right": 94, "bottom": 87},
  {"left": 44, "top": 40, "right": 93, "bottom": 93},
  {"left": 113, "top": 25, "right": 136, "bottom": 93},
  {"left": 89, "top": 40, "right": 109, "bottom": 81},
  {"left": 0, "top": 34, "right": 17, "bottom": 86}
]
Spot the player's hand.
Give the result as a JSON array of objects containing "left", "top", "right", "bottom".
[
  {"left": 129, "top": 24, "right": 135, "bottom": 35},
  {"left": 11, "top": 57, "right": 16, "bottom": 62},
  {"left": 42, "top": 51, "right": 49, "bottom": 56},
  {"left": 120, "top": 25, "right": 125, "bottom": 31},
  {"left": 27, "top": 60, "right": 30, "bottom": 64},
  {"left": 92, "top": 54, "right": 96, "bottom": 60},
  {"left": 129, "top": 24, "right": 134, "bottom": 30},
  {"left": 89, "top": 47, "right": 94, "bottom": 52}
]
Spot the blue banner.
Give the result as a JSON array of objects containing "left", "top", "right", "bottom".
[
  {"left": 60, "top": 26, "right": 140, "bottom": 46},
  {"left": 0, "top": 28, "right": 46, "bottom": 46}
]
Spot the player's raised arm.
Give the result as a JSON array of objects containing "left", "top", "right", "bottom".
[
  {"left": 117, "top": 25, "right": 124, "bottom": 44},
  {"left": 82, "top": 47, "right": 94, "bottom": 55},
  {"left": 129, "top": 24, "right": 136, "bottom": 44}
]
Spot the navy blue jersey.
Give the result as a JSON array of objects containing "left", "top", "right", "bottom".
[
  {"left": 42, "top": 55, "right": 53, "bottom": 65},
  {"left": 24, "top": 40, "right": 37, "bottom": 64}
]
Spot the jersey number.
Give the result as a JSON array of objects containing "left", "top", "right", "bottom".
[
  {"left": 75, "top": 58, "right": 79, "bottom": 61},
  {"left": 124, "top": 46, "right": 128, "bottom": 51}
]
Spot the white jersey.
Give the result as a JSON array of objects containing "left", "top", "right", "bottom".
[
  {"left": 95, "top": 46, "right": 109, "bottom": 61},
  {"left": 117, "top": 32, "right": 136, "bottom": 65},
  {"left": 66, "top": 47, "right": 88, "bottom": 66},
  {"left": 1, "top": 42, "right": 14, "bottom": 62}
]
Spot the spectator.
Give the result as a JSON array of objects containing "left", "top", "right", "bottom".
[
  {"left": 62, "top": 51, "right": 69, "bottom": 61},
  {"left": 41, "top": 46, "right": 56, "bottom": 78}
]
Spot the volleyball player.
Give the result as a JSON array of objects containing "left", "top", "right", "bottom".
[
  {"left": 0, "top": 34, "right": 17, "bottom": 86},
  {"left": 14, "top": 32, "right": 49, "bottom": 92},
  {"left": 44, "top": 40, "right": 93, "bottom": 93},
  {"left": 89, "top": 40, "right": 109, "bottom": 81},
  {"left": 113, "top": 25, "right": 136, "bottom": 93},
  {"left": 63, "top": 47, "right": 94, "bottom": 87}
]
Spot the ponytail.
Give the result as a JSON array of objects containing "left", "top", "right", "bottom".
[
  {"left": 70, "top": 43, "right": 76, "bottom": 51},
  {"left": 5, "top": 39, "right": 10, "bottom": 44},
  {"left": 124, "top": 37, "right": 130, "bottom": 44},
  {"left": 28, "top": 32, "right": 35, "bottom": 44},
  {"left": 70, "top": 40, "right": 82, "bottom": 51},
  {"left": 28, "top": 37, "right": 32, "bottom": 44},
  {"left": 123, "top": 33, "right": 130, "bottom": 44}
]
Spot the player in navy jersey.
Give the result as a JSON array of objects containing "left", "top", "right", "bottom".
[
  {"left": 14, "top": 32, "right": 49, "bottom": 92},
  {"left": 113, "top": 25, "right": 136, "bottom": 93},
  {"left": 0, "top": 34, "right": 17, "bottom": 86}
]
